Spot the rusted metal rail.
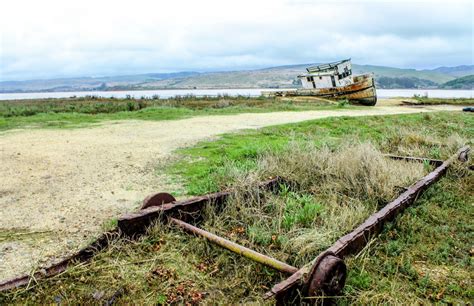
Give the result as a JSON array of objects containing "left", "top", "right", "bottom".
[
  {"left": 0, "top": 230, "right": 118, "bottom": 291},
  {"left": 118, "top": 177, "right": 284, "bottom": 236},
  {"left": 265, "top": 146, "right": 470, "bottom": 303}
]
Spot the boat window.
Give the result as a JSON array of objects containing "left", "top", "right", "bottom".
[{"left": 339, "top": 72, "right": 349, "bottom": 79}]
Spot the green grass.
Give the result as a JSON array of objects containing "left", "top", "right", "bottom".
[
  {"left": 412, "top": 96, "right": 474, "bottom": 105},
  {"left": 1, "top": 112, "right": 472, "bottom": 304}
]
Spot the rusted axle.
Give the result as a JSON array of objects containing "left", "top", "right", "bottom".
[
  {"left": 384, "top": 154, "right": 444, "bottom": 166},
  {"left": 169, "top": 217, "right": 345, "bottom": 300},
  {"left": 266, "top": 146, "right": 470, "bottom": 303},
  {"left": 169, "top": 217, "right": 299, "bottom": 274}
]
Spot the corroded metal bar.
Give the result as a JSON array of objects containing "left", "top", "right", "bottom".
[
  {"left": 384, "top": 154, "right": 443, "bottom": 166},
  {"left": 266, "top": 146, "right": 470, "bottom": 302},
  {"left": 118, "top": 177, "right": 284, "bottom": 236},
  {"left": 169, "top": 217, "right": 298, "bottom": 275},
  {"left": 0, "top": 230, "right": 118, "bottom": 292}
]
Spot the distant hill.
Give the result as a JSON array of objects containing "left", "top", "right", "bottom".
[
  {"left": 354, "top": 64, "right": 454, "bottom": 84},
  {"left": 439, "top": 75, "right": 474, "bottom": 89},
  {"left": 1, "top": 64, "right": 472, "bottom": 93},
  {"left": 0, "top": 72, "right": 200, "bottom": 93},
  {"left": 137, "top": 63, "right": 463, "bottom": 90},
  {"left": 429, "top": 65, "right": 474, "bottom": 78}
]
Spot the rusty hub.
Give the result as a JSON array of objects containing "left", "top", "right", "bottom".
[
  {"left": 141, "top": 192, "right": 176, "bottom": 209},
  {"left": 306, "top": 252, "right": 347, "bottom": 298}
]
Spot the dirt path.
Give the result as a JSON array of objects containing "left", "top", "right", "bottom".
[{"left": 0, "top": 105, "right": 463, "bottom": 281}]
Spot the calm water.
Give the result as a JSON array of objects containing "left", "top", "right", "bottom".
[{"left": 0, "top": 88, "right": 472, "bottom": 100}]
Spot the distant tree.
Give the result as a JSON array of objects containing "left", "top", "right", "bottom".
[
  {"left": 376, "top": 77, "right": 437, "bottom": 89},
  {"left": 439, "top": 75, "right": 474, "bottom": 89}
]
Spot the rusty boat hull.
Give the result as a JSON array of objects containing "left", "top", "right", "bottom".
[{"left": 265, "top": 73, "right": 377, "bottom": 106}]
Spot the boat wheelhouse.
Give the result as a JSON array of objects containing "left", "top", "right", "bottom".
[
  {"left": 263, "top": 59, "right": 377, "bottom": 106},
  {"left": 299, "top": 59, "right": 353, "bottom": 89}
]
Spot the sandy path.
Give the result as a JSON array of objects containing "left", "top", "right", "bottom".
[{"left": 0, "top": 105, "right": 463, "bottom": 281}]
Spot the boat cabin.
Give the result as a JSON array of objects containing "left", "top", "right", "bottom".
[{"left": 298, "top": 59, "right": 353, "bottom": 89}]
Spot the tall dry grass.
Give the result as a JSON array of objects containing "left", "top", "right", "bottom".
[{"left": 203, "top": 143, "right": 426, "bottom": 266}]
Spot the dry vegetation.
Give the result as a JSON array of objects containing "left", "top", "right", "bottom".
[{"left": 203, "top": 143, "right": 425, "bottom": 268}]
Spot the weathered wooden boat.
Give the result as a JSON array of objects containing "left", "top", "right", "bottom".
[{"left": 263, "top": 59, "right": 377, "bottom": 106}]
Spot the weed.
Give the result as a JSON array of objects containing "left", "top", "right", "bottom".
[{"left": 337, "top": 99, "right": 349, "bottom": 107}]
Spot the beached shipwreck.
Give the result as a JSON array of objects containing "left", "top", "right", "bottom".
[{"left": 264, "top": 59, "right": 377, "bottom": 106}]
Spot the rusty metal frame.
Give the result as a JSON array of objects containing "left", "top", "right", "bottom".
[{"left": 1, "top": 147, "right": 469, "bottom": 300}]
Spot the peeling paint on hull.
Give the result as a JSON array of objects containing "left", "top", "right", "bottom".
[{"left": 265, "top": 74, "right": 378, "bottom": 106}]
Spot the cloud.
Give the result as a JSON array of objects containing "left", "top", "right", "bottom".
[{"left": 0, "top": 0, "right": 472, "bottom": 80}]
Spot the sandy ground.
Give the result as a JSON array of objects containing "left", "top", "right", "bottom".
[{"left": 0, "top": 104, "right": 464, "bottom": 281}]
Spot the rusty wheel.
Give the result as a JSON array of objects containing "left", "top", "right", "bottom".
[
  {"left": 306, "top": 252, "right": 347, "bottom": 298},
  {"left": 141, "top": 192, "right": 176, "bottom": 210}
]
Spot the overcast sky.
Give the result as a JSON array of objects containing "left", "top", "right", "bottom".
[{"left": 0, "top": 0, "right": 472, "bottom": 81}]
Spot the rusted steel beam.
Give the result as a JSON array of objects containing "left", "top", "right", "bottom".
[
  {"left": 384, "top": 154, "right": 444, "bottom": 167},
  {"left": 0, "top": 230, "right": 118, "bottom": 292},
  {"left": 266, "top": 146, "right": 470, "bottom": 302},
  {"left": 169, "top": 217, "right": 299, "bottom": 275},
  {"left": 118, "top": 177, "right": 284, "bottom": 236}
]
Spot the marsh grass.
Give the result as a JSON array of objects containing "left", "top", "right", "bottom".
[
  {"left": 0, "top": 95, "right": 331, "bottom": 118},
  {"left": 0, "top": 96, "right": 339, "bottom": 131},
  {"left": 412, "top": 96, "right": 474, "bottom": 105}
]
